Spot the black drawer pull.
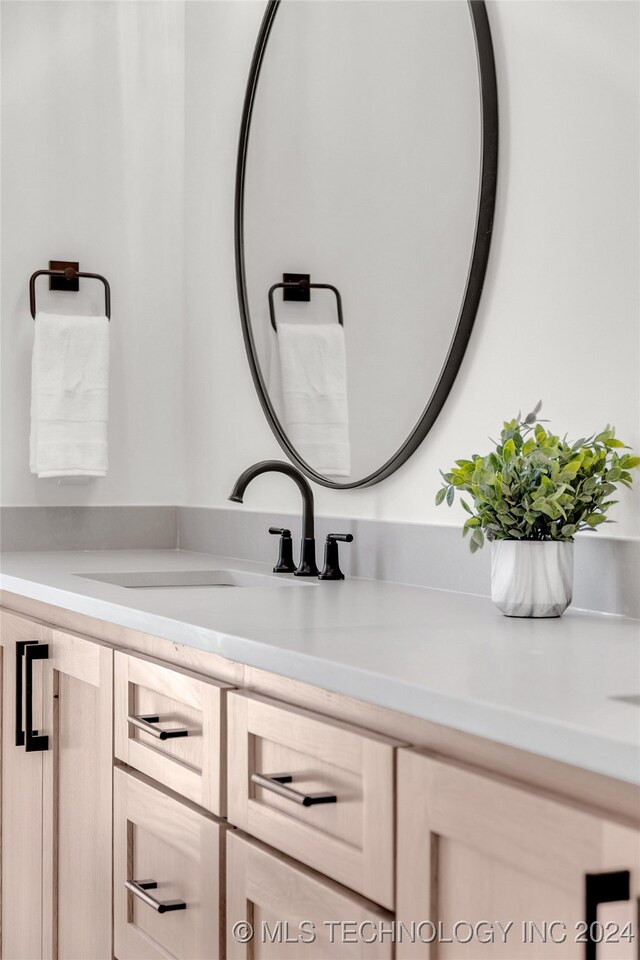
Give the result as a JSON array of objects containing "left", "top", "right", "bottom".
[
  {"left": 15, "top": 640, "right": 38, "bottom": 747},
  {"left": 127, "top": 714, "right": 189, "bottom": 740},
  {"left": 584, "top": 870, "right": 631, "bottom": 960},
  {"left": 15, "top": 641, "right": 49, "bottom": 752},
  {"left": 252, "top": 772, "right": 337, "bottom": 807},
  {"left": 125, "top": 879, "right": 186, "bottom": 914}
]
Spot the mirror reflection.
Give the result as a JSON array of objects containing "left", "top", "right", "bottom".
[{"left": 241, "top": 0, "right": 494, "bottom": 486}]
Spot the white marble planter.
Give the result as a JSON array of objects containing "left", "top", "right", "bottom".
[{"left": 491, "top": 540, "right": 574, "bottom": 618}]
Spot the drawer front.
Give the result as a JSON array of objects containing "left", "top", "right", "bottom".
[
  {"left": 114, "top": 766, "right": 225, "bottom": 960},
  {"left": 227, "top": 690, "right": 402, "bottom": 909},
  {"left": 115, "top": 651, "right": 232, "bottom": 815},
  {"left": 227, "top": 832, "right": 394, "bottom": 959}
]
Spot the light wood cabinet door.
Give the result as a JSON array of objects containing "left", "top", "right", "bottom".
[
  {"left": 114, "top": 766, "right": 225, "bottom": 960},
  {"left": 1, "top": 611, "right": 46, "bottom": 960},
  {"left": 1, "top": 613, "right": 113, "bottom": 960},
  {"left": 42, "top": 627, "right": 113, "bottom": 960},
  {"left": 227, "top": 831, "right": 394, "bottom": 960},
  {"left": 397, "top": 749, "right": 640, "bottom": 960},
  {"left": 227, "top": 690, "right": 402, "bottom": 909},
  {"left": 115, "top": 650, "right": 232, "bottom": 816}
]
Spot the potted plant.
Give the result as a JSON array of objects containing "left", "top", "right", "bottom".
[{"left": 436, "top": 403, "right": 639, "bottom": 617}]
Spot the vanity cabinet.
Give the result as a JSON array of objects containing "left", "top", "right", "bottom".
[
  {"left": 0, "top": 611, "right": 113, "bottom": 960},
  {"left": 2, "top": 597, "right": 639, "bottom": 960},
  {"left": 396, "top": 749, "right": 640, "bottom": 960}
]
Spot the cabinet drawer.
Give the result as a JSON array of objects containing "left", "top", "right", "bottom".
[
  {"left": 227, "top": 690, "right": 403, "bottom": 909},
  {"left": 115, "top": 650, "right": 232, "bottom": 815},
  {"left": 227, "top": 832, "right": 394, "bottom": 959},
  {"left": 114, "top": 767, "right": 225, "bottom": 960}
]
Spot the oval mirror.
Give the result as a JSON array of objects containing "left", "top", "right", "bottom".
[{"left": 236, "top": 0, "right": 497, "bottom": 488}]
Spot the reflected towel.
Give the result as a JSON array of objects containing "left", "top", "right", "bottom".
[
  {"left": 30, "top": 313, "right": 109, "bottom": 478},
  {"left": 276, "top": 322, "right": 350, "bottom": 477}
]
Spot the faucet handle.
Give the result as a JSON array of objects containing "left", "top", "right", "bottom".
[
  {"left": 269, "top": 527, "right": 296, "bottom": 573},
  {"left": 318, "top": 533, "right": 353, "bottom": 581}
]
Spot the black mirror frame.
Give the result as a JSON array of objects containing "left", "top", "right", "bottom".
[{"left": 235, "top": 0, "right": 498, "bottom": 489}]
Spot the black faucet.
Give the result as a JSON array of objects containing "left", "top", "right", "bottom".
[{"left": 228, "top": 460, "right": 319, "bottom": 576}]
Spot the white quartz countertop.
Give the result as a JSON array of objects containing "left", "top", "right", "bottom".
[{"left": 1, "top": 549, "right": 639, "bottom": 785}]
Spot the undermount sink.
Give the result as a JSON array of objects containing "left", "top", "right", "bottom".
[{"left": 75, "top": 569, "right": 313, "bottom": 589}]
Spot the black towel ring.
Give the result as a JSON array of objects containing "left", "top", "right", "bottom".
[
  {"left": 268, "top": 279, "right": 343, "bottom": 332},
  {"left": 29, "top": 267, "right": 111, "bottom": 320}
]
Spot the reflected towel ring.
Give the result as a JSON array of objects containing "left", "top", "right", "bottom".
[
  {"left": 29, "top": 267, "right": 111, "bottom": 320},
  {"left": 268, "top": 278, "right": 343, "bottom": 332}
]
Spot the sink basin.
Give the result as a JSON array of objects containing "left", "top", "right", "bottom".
[{"left": 75, "top": 569, "right": 312, "bottom": 589}]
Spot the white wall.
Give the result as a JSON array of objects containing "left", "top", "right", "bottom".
[
  {"left": 2, "top": 1, "right": 638, "bottom": 540},
  {"left": 184, "top": 0, "right": 640, "bottom": 539},
  {"left": 1, "top": 1, "right": 185, "bottom": 506}
]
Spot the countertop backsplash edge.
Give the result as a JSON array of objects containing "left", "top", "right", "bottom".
[{"left": 0, "top": 504, "right": 637, "bottom": 619}]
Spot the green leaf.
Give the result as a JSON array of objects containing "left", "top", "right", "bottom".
[
  {"left": 585, "top": 514, "right": 607, "bottom": 526},
  {"left": 446, "top": 485, "right": 455, "bottom": 506},
  {"left": 603, "top": 438, "right": 625, "bottom": 448},
  {"left": 622, "top": 456, "right": 640, "bottom": 469},
  {"left": 561, "top": 524, "right": 576, "bottom": 537},
  {"left": 471, "top": 529, "right": 485, "bottom": 549},
  {"left": 469, "top": 537, "right": 479, "bottom": 554},
  {"left": 503, "top": 438, "right": 516, "bottom": 462},
  {"left": 460, "top": 498, "right": 474, "bottom": 515},
  {"left": 435, "top": 488, "right": 447, "bottom": 506}
]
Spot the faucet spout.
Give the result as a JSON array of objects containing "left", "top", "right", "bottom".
[{"left": 228, "top": 460, "right": 318, "bottom": 575}]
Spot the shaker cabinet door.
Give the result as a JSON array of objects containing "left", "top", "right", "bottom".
[
  {"left": 227, "top": 690, "right": 402, "bottom": 909},
  {"left": 0, "top": 611, "right": 46, "bottom": 960},
  {"left": 114, "top": 650, "right": 231, "bottom": 816},
  {"left": 114, "top": 766, "right": 226, "bottom": 960},
  {"left": 397, "top": 749, "right": 640, "bottom": 960},
  {"left": 42, "top": 627, "right": 114, "bottom": 960},
  {"left": 0, "top": 612, "right": 113, "bottom": 960},
  {"left": 227, "top": 831, "right": 394, "bottom": 960}
]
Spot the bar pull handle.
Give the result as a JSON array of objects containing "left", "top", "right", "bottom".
[
  {"left": 15, "top": 640, "right": 38, "bottom": 747},
  {"left": 127, "top": 714, "right": 189, "bottom": 741},
  {"left": 584, "top": 870, "right": 631, "bottom": 960},
  {"left": 125, "top": 880, "right": 186, "bottom": 914},
  {"left": 23, "top": 642, "right": 49, "bottom": 752},
  {"left": 251, "top": 772, "right": 337, "bottom": 807}
]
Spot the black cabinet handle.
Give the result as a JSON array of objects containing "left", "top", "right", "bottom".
[
  {"left": 251, "top": 772, "right": 337, "bottom": 807},
  {"left": 127, "top": 714, "right": 189, "bottom": 740},
  {"left": 125, "top": 879, "right": 186, "bottom": 914},
  {"left": 584, "top": 870, "right": 631, "bottom": 960},
  {"left": 15, "top": 640, "right": 37, "bottom": 746},
  {"left": 15, "top": 640, "right": 46, "bottom": 749},
  {"left": 24, "top": 642, "right": 49, "bottom": 752}
]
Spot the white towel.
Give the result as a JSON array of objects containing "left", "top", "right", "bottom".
[
  {"left": 30, "top": 313, "right": 109, "bottom": 478},
  {"left": 276, "top": 322, "right": 351, "bottom": 477}
]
